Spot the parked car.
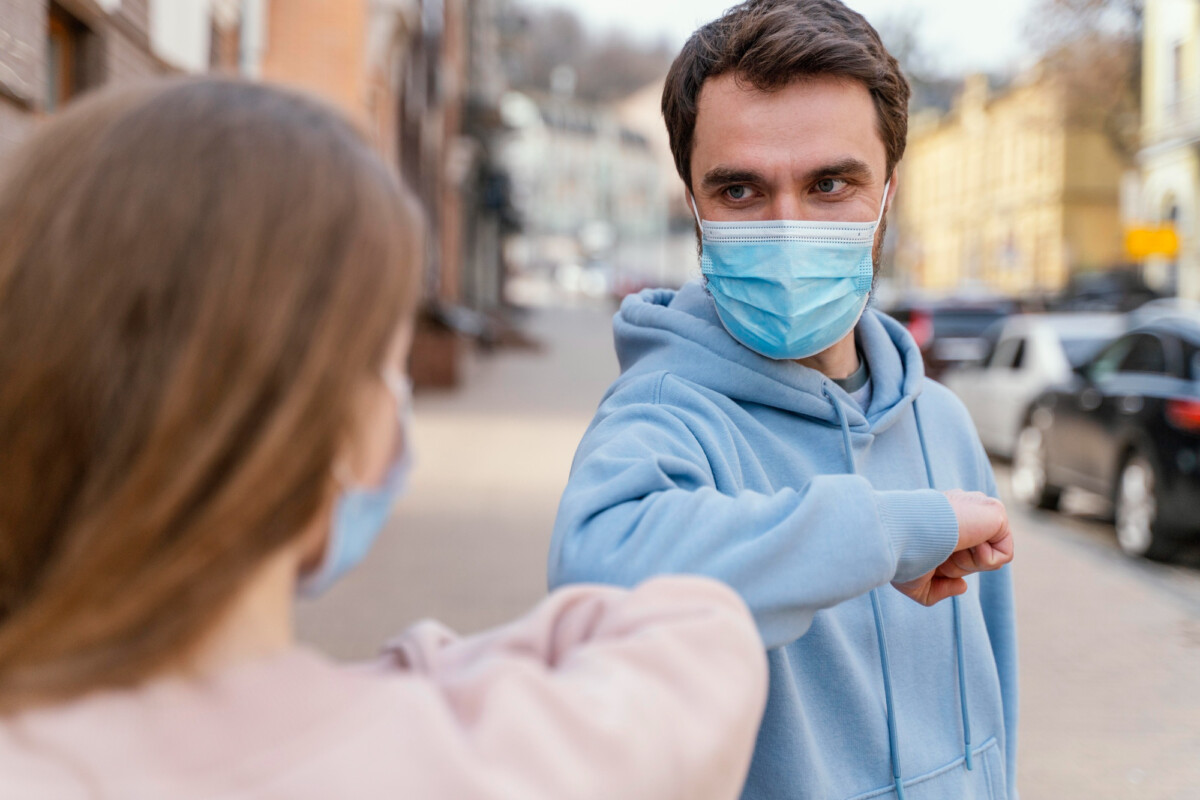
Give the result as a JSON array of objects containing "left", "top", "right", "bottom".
[
  {"left": 944, "top": 313, "right": 1126, "bottom": 459},
  {"left": 1011, "top": 315, "right": 1200, "bottom": 559},
  {"left": 1128, "top": 297, "right": 1200, "bottom": 327},
  {"left": 886, "top": 297, "right": 1018, "bottom": 380},
  {"left": 1052, "top": 267, "right": 1161, "bottom": 312}
]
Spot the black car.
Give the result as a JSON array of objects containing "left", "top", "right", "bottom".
[
  {"left": 1052, "top": 266, "right": 1161, "bottom": 313},
  {"left": 1011, "top": 315, "right": 1200, "bottom": 558}
]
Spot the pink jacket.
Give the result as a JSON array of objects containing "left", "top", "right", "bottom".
[{"left": 0, "top": 576, "right": 767, "bottom": 799}]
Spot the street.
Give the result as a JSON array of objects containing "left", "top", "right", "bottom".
[{"left": 297, "top": 304, "right": 1200, "bottom": 800}]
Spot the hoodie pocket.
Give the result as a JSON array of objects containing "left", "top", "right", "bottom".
[{"left": 847, "top": 737, "right": 1006, "bottom": 800}]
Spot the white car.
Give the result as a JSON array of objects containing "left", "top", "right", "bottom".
[{"left": 942, "top": 313, "right": 1127, "bottom": 459}]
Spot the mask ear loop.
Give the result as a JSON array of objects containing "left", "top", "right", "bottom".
[
  {"left": 874, "top": 180, "right": 891, "bottom": 228},
  {"left": 689, "top": 193, "right": 709, "bottom": 288},
  {"left": 332, "top": 369, "right": 413, "bottom": 490}
]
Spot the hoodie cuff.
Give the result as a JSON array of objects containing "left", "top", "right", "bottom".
[{"left": 876, "top": 490, "right": 959, "bottom": 582}]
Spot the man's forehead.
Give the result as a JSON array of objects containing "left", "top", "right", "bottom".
[{"left": 691, "top": 73, "right": 886, "bottom": 177}]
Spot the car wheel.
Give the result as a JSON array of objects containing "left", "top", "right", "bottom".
[
  {"left": 1012, "top": 424, "right": 1062, "bottom": 510},
  {"left": 1114, "top": 453, "right": 1171, "bottom": 560}
]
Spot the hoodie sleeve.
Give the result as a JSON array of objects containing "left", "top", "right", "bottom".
[
  {"left": 382, "top": 576, "right": 767, "bottom": 800},
  {"left": 549, "top": 392, "right": 959, "bottom": 650}
]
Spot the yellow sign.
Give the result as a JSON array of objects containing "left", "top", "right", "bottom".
[{"left": 1126, "top": 226, "right": 1179, "bottom": 259}]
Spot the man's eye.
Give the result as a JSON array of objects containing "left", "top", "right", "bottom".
[
  {"left": 816, "top": 179, "right": 847, "bottom": 194},
  {"left": 725, "top": 185, "right": 751, "bottom": 201}
]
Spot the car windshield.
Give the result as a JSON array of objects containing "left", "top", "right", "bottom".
[{"left": 1062, "top": 337, "right": 1111, "bottom": 368}]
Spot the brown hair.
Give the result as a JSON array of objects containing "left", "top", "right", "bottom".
[
  {"left": 662, "top": 0, "right": 911, "bottom": 189},
  {"left": 0, "top": 78, "right": 421, "bottom": 710}
]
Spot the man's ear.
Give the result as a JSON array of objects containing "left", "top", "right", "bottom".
[{"left": 885, "top": 167, "right": 900, "bottom": 209}]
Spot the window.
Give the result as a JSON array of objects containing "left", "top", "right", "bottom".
[
  {"left": 1183, "top": 341, "right": 1200, "bottom": 381},
  {"left": 1118, "top": 334, "right": 1168, "bottom": 375},
  {"left": 1169, "top": 42, "right": 1184, "bottom": 112},
  {"left": 46, "top": 6, "right": 87, "bottom": 113},
  {"left": 1089, "top": 336, "right": 1135, "bottom": 382},
  {"left": 1010, "top": 339, "right": 1026, "bottom": 370},
  {"left": 989, "top": 337, "right": 1026, "bottom": 370}
]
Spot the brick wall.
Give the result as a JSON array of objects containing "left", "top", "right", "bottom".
[
  {"left": 0, "top": 101, "right": 34, "bottom": 156},
  {"left": 117, "top": 0, "right": 149, "bottom": 36},
  {"left": 106, "top": 22, "right": 162, "bottom": 84},
  {"left": 0, "top": 0, "right": 46, "bottom": 158},
  {"left": 0, "top": 0, "right": 166, "bottom": 159}
]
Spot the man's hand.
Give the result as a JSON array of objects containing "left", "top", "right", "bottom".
[{"left": 893, "top": 490, "right": 1014, "bottom": 606}]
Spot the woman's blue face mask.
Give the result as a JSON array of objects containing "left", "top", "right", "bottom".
[
  {"left": 692, "top": 183, "right": 889, "bottom": 361},
  {"left": 298, "top": 370, "right": 413, "bottom": 598}
]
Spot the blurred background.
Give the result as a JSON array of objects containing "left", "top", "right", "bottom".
[{"left": 2, "top": 0, "right": 1199, "bottom": 797}]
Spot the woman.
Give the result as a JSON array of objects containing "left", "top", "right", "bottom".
[{"left": 0, "top": 78, "right": 766, "bottom": 799}]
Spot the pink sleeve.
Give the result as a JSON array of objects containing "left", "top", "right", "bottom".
[{"left": 381, "top": 575, "right": 767, "bottom": 800}]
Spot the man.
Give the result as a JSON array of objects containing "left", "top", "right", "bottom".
[{"left": 547, "top": 1, "right": 1018, "bottom": 798}]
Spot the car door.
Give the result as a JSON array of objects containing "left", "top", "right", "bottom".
[
  {"left": 978, "top": 333, "right": 1029, "bottom": 456},
  {"left": 943, "top": 321, "right": 1004, "bottom": 450},
  {"left": 1081, "top": 333, "right": 1173, "bottom": 493},
  {"left": 1048, "top": 335, "right": 1135, "bottom": 491}
]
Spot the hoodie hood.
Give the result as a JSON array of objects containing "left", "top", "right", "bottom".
[{"left": 613, "top": 281, "right": 926, "bottom": 433}]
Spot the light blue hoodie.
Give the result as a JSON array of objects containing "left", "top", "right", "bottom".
[{"left": 549, "top": 282, "right": 1018, "bottom": 800}]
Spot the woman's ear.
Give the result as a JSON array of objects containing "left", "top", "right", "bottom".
[{"left": 294, "top": 471, "right": 341, "bottom": 579}]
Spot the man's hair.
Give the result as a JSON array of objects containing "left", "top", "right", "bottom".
[{"left": 662, "top": 0, "right": 911, "bottom": 189}]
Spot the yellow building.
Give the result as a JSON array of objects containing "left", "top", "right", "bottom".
[
  {"left": 1139, "top": 0, "right": 1200, "bottom": 301},
  {"left": 897, "top": 71, "right": 1127, "bottom": 296}
]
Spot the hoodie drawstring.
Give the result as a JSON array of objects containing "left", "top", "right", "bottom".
[
  {"left": 823, "top": 386, "right": 974, "bottom": 798},
  {"left": 823, "top": 387, "right": 907, "bottom": 800},
  {"left": 912, "top": 400, "right": 974, "bottom": 771}
]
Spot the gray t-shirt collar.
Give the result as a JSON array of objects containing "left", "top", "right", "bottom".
[{"left": 832, "top": 349, "right": 870, "bottom": 394}]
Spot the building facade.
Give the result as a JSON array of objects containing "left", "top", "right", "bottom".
[
  {"left": 1, "top": 0, "right": 169, "bottom": 157},
  {"left": 897, "top": 70, "right": 1127, "bottom": 297},
  {"left": 1139, "top": 0, "right": 1200, "bottom": 301},
  {"left": 1, "top": 0, "right": 512, "bottom": 386},
  {"left": 498, "top": 85, "right": 677, "bottom": 298}
]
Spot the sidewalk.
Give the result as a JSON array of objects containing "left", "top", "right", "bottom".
[{"left": 998, "top": 465, "right": 1200, "bottom": 799}]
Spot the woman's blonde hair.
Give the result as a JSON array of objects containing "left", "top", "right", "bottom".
[{"left": 0, "top": 77, "right": 421, "bottom": 710}]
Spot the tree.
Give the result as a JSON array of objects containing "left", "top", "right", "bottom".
[
  {"left": 873, "top": 9, "right": 960, "bottom": 113},
  {"left": 1024, "top": 0, "right": 1144, "bottom": 162},
  {"left": 503, "top": 5, "right": 675, "bottom": 104}
]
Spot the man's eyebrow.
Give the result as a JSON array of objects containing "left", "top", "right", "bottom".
[
  {"left": 803, "top": 158, "right": 873, "bottom": 183},
  {"left": 700, "top": 167, "right": 768, "bottom": 191}
]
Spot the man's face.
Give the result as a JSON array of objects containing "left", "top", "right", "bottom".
[{"left": 689, "top": 73, "right": 896, "bottom": 253}]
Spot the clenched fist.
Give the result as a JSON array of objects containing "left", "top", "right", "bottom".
[{"left": 893, "top": 490, "right": 1014, "bottom": 606}]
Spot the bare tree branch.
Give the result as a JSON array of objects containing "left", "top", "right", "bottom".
[{"left": 1024, "top": 0, "right": 1143, "bottom": 162}]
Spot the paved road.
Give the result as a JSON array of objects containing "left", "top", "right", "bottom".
[{"left": 297, "top": 304, "right": 1200, "bottom": 799}]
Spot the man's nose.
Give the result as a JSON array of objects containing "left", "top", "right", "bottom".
[{"left": 766, "top": 192, "right": 806, "bottom": 221}]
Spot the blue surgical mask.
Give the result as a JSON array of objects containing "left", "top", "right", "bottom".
[
  {"left": 692, "top": 183, "right": 889, "bottom": 360},
  {"left": 298, "top": 371, "right": 413, "bottom": 598}
]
